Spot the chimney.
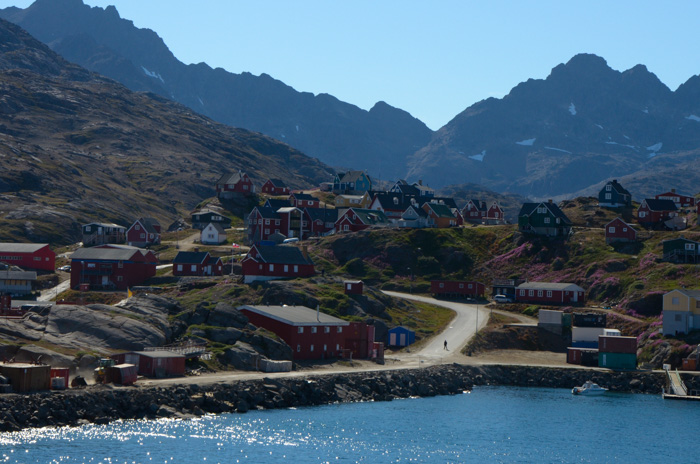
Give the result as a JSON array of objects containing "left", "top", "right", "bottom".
[
  {"left": 418, "top": 180, "right": 423, "bottom": 186},
  {"left": 548, "top": 199, "right": 553, "bottom": 204},
  {"left": 671, "top": 188, "right": 676, "bottom": 193},
  {"left": 194, "top": 247, "right": 199, "bottom": 252}
]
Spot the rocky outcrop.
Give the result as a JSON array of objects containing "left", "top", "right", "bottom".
[{"left": 0, "top": 364, "right": 669, "bottom": 432}]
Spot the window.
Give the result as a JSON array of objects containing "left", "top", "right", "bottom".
[
  {"left": 686, "top": 243, "right": 695, "bottom": 250},
  {"left": 140, "top": 233, "right": 146, "bottom": 239},
  {"left": 337, "top": 327, "right": 343, "bottom": 333},
  {"left": 537, "top": 290, "right": 543, "bottom": 297},
  {"left": 344, "top": 224, "right": 349, "bottom": 231},
  {"left": 336, "top": 344, "right": 340, "bottom": 351},
  {"left": 297, "top": 345, "right": 301, "bottom": 352},
  {"left": 117, "top": 276, "right": 123, "bottom": 282},
  {"left": 191, "top": 265, "right": 197, "bottom": 272},
  {"left": 85, "top": 226, "right": 91, "bottom": 232},
  {"left": 639, "top": 211, "right": 646, "bottom": 218},
  {"left": 459, "top": 283, "right": 464, "bottom": 288},
  {"left": 347, "top": 283, "right": 352, "bottom": 290},
  {"left": 34, "top": 256, "right": 41, "bottom": 261},
  {"left": 544, "top": 217, "right": 550, "bottom": 224},
  {"left": 264, "top": 229, "right": 270, "bottom": 235},
  {"left": 118, "top": 261, "right": 123, "bottom": 268},
  {"left": 135, "top": 225, "right": 140, "bottom": 230},
  {"left": 323, "top": 344, "right": 327, "bottom": 352},
  {"left": 675, "top": 314, "right": 682, "bottom": 322},
  {"left": 177, "top": 265, "right": 183, "bottom": 271},
  {"left": 265, "top": 219, "right": 270, "bottom": 225},
  {"left": 243, "top": 185, "right": 249, "bottom": 190},
  {"left": 87, "top": 263, "right": 96, "bottom": 268},
  {"left": 547, "top": 291, "right": 552, "bottom": 297},
  {"left": 606, "top": 184, "right": 612, "bottom": 191},
  {"left": 325, "top": 327, "right": 330, "bottom": 333},
  {"left": 294, "top": 265, "right": 299, "bottom": 273},
  {"left": 439, "top": 283, "right": 444, "bottom": 288},
  {"left": 622, "top": 228, "right": 627, "bottom": 232},
  {"left": 284, "top": 265, "right": 289, "bottom": 273},
  {"left": 605, "top": 193, "right": 611, "bottom": 200},
  {"left": 528, "top": 290, "right": 534, "bottom": 296},
  {"left": 269, "top": 264, "right": 274, "bottom": 271},
  {"left": 468, "top": 284, "right": 473, "bottom": 289},
  {"left": 520, "top": 289, "right": 525, "bottom": 296},
  {"left": 298, "top": 327, "right": 304, "bottom": 334},
  {"left": 310, "top": 345, "right": 314, "bottom": 352},
  {"left": 672, "top": 297, "right": 680, "bottom": 305},
  {"left": 311, "top": 327, "right": 317, "bottom": 334}
]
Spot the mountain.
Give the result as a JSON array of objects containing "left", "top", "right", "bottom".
[
  {"left": 408, "top": 54, "right": 700, "bottom": 198},
  {"left": 0, "top": 18, "right": 332, "bottom": 244},
  {"left": 0, "top": 0, "right": 433, "bottom": 180}
]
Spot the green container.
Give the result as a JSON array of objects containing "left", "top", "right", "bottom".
[{"left": 598, "top": 351, "right": 636, "bottom": 370}]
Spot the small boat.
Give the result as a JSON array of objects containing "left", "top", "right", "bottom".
[{"left": 572, "top": 380, "right": 608, "bottom": 396}]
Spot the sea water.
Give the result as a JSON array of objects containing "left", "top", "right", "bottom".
[{"left": 1, "top": 385, "right": 699, "bottom": 463}]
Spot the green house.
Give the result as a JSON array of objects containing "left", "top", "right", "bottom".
[
  {"left": 662, "top": 236, "right": 700, "bottom": 263},
  {"left": 518, "top": 200, "right": 572, "bottom": 237}
]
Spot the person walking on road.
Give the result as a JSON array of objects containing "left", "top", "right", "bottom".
[{"left": 444, "top": 340, "right": 448, "bottom": 350}]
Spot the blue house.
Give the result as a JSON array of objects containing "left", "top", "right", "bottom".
[
  {"left": 387, "top": 326, "right": 416, "bottom": 347},
  {"left": 333, "top": 171, "right": 372, "bottom": 195}
]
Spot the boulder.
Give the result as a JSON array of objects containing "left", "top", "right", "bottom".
[
  {"left": 14, "top": 345, "right": 74, "bottom": 369},
  {"left": 207, "top": 302, "right": 248, "bottom": 328},
  {"left": 220, "top": 342, "right": 261, "bottom": 370},
  {"left": 208, "top": 327, "right": 243, "bottom": 345}
]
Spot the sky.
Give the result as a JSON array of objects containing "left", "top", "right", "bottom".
[{"left": 3, "top": 0, "right": 700, "bottom": 130}]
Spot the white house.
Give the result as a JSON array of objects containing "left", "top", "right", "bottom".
[{"left": 200, "top": 223, "right": 226, "bottom": 245}]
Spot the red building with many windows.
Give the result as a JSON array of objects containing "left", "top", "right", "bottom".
[
  {"left": 0, "top": 243, "right": 55, "bottom": 272},
  {"left": 516, "top": 282, "right": 585, "bottom": 305},
  {"left": 69, "top": 245, "right": 157, "bottom": 290},
  {"left": 431, "top": 280, "right": 485, "bottom": 298},
  {"left": 238, "top": 304, "right": 360, "bottom": 360},
  {"left": 241, "top": 244, "right": 315, "bottom": 283}
]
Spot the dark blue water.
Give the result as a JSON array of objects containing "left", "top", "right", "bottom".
[{"left": 1, "top": 386, "right": 698, "bottom": 463}]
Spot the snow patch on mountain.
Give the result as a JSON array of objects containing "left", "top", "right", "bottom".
[
  {"left": 516, "top": 138, "right": 536, "bottom": 146},
  {"left": 605, "top": 141, "right": 637, "bottom": 150},
  {"left": 197, "top": 97, "right": 204, "bottom": 106},
  {"left": 568, "top": 103, "right": 577, "bottom": 115},
  {"left": 469, "top": 150, "right": 486, "bottom": 162},
  {"left": 646, "top": 142, "right": 662, "bottom": 152},
  {"left": 141, "top": 66, "right": 165, "bottom": 83},
  {"left": 545, "top": 146, "right": 572, "bottom": 154},
  {"left": 595, "top": 124, "right": 604, "bottom": 130},
  {"left": 642, "top": 108, "right": 649, "bottom": 114},
  {"left": 686, "top": 115, "right": 700, "bottom": 122}
]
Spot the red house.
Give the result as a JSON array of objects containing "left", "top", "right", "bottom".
[
  {"left": 247, "top": 206, "right": 284, "bottom": 243},
  {"left": 637, "top": 199, "right": 677, "bottom": 227},
  {"left": 289, "top": 192, "right": 320, "bottom": 208},
  {"left": 0, "top": 243, "right": 55, "bottom": 272},
  {"left": 111, "top": 351, "right": 185, "bottom": 378},
  {"left": 335, "top": 208, "right": 389, "bottom": 233},
  {"left": 173, "top": 251, "right": 223, "bottom": 276},
  {"left": 605, "top": 217, "right": 637, "bottom": 244},
  {"left": 431, "top": 280, "right": 485, "bottom": 298},
  {"left": 237, "top": 304, "right": 350, "bottom": 360},
  {"left": 241, "top": 244, "right": 315, "bottom": 283},
  {"left": 69, "top": 245, "right": 157, "bottom": 290},
  {"left": 516, "top": 282, "right": 585, "bottom": 305},
  {"left": 344, "top": 280, "right": 364, "bottom": 295},
  {"left": 461, "top": 199, "right": 487, "bottom": 223},
  {"left": 261, "top": 179, "right": 290, "bottom": 195},
  {"left": 216, "top": 170, "right": 255, "bottom": 198},
  {"left": 126, "top": 217, "right": 161, "bottom": 248},
  {"left": 655, "top": 189, "right": 695, "bottom": 209},
  {"left": 485, "top": 202, "right": 506, "bottom": 224},
  {"left": 304, "top": 208, "right": 338, "bottom": 237}
]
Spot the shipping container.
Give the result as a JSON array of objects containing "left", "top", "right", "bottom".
[
  {"left": 603, "top": 328, "right": 621, "bottom": 337},
  {"left": 568, "top": 347, "right": 599, "bottom": 366},
  {"left": 539, "top": 309, "right": 563, "bottom": 325},
  {"left": 572, "top": 340, "right": 599, "bottom": 349},
  {"left": 682, "top": 358, "right": 698, "bottom": 371},
  {"left": 50, "top": 368, "right": 70, "bottom": 390},
  {"left": 572, "top": 326, "right": 605, "bottom": 342},
  {"left": 573, "top": 313, "right": 607, "bottom": 328},
  {"left": 259, "top": 359, "right": 293, "bottom": 373},
  {"left": 598, "top": 335, "right": 637, "bottom": 354},
  {"left": 0, "top": 363, "right": 51, "bottom": 392},
  {"left": 599, "top": 352, "right": 637, "bottom": 370},
  {"left": 106, "top": 364, "right": 138, "bottom": 385}
]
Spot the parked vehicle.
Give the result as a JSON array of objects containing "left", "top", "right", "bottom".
[
  {"left": 58, "top": 265, "right": 71, "bottom": 272},
  {"left": 282, "top": 238, "right": 299, "bottom": 244},
  {"left": 494, "top": 294, "right": 513, "bottom": 303}
]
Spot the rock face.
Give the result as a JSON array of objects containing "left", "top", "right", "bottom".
[
  {"left": 0, "top": 364, "right": 668, "bottom": 432},
  {"left": 0, "top": 0, "right": 432, "bottom": 180},
  {"left": 0, "top": 17, "right": 333, "bottom": 244}
]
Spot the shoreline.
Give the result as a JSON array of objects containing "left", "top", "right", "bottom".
[{"left": 0, "top": 363, "right": 674, "bottom": 432}]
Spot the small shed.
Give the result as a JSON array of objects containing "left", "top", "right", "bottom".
[
  {"left": 107, "top": 364, "right": 138, "bottom": 385},
  {"left": 0, "top": 363, "right": 51, "bottom": 392},
  {"left": 111, "top": 351, "right": 185, "bottom": 378},
  {"left": 344, "top": 280, "right": 363, "bottom": 295},
  {"left": 387, "top": 326, "right": 415, "bottom": 347}
]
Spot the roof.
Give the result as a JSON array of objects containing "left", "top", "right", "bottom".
[
  {"left": 0, "top": 270, "right": 37, "bottom": 280},
  {"left": 131, "top": 351, "right": 185, "bottom": 359},
  {"left": 641, "top": 199, "right": 678, "bottom": 211},
  {"left": 372, "top": 192, "right": 416, "bottom": 211},
  {"left": 83, "top": 223, "right": 126, "bottom": 230},
  {"left": 424, "top": 202, "right": 455, "bottom": 218},
  {"left": 70, "top": 247, "right": 141, "bottom": 261},
  {"left": 0, "top": 243, "right": 50, "bottom": 253},
  {"left": 345, "top": 208, "right": 389, "bottom": 225},
  {"left": 133, "top": 217, "right": 160, "bottom": 234},
  {"left": 266, "top": 178, "right": 287, "bottom": 187},
  {"left": 666, "top": 289, "right": 700, "bottom": 299},
  {"left": 264, "top": 199, "right": 293, "bottom": 210},
  {"left": 517, "top": 282, "right": 584, "bottom": 292},
  {"left": 343, "top": 280, "right": 363, "bottom": 284},
  {"left": 253, "top": 206, "right": 281, "bottom": 219},
  {"left": 519, "top": 202, "right": 572, "bottom": 224},
  {"left": 204, "top": 223, "right": 227, "bottom": 234},
  {"left": 606, "top": 180, "right": 631, "bottom": 196},
  {"left": 413, "top": 183, "right": 434, "bottom": 193},
  {"left": 173, "top": 251, "right": 210, "bottom": 264},
  {"left": 338, "top": 171, "right": 367, "bottom": 183},
  {"left": 305, "top": 208, "right": 338, "bottom": 222},
  {"left": 464, "top": 199, "right": 487, "bottom": 211},
  {"left": 291, "top": 193, "right": 316, "bottom": 202},
  {"left": 428, "top": 197, "right": 458, "bottom": 209},
  {"left": 251, "top": 244, "right": 314, "bottom": 265},
  {"left": 656, "top": 190, "right": 693, "bottom": 198},
  {"left": 402, "top": 205, "right": 428, "bottom": 218},
  {"left": 238, "top": 304, "right": 349, "bottom": 326},
  {"left": 277, "top": 207, "right": 301, "bottom": 214},
  {"left": 217, "top": 171, "right": 246, "bottom": 185}
]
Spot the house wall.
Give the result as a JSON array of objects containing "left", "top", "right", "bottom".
[
  {"left": 241, "top": 259, "right": 315, "bottom": 283},
  {"left": 431, "top": 281, "right": 485, "bottom": 297},
  {"left": 0, "top": 245, "right": 55, "bottom": 272},
  {"left": 70, "top": 259, "right": 156, "bottom": 290},
  {"left": 516, "top": 288, "right": 585, "bottom": 304}
]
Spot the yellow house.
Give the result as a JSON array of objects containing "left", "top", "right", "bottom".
[
  {"left": 662, "top": 289, "right": 700, "bottom": 336},
  {"left": 335, "top": 194, "right": 371, "bottom": 209}
]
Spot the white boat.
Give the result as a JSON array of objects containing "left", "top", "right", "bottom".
[{"left": 572, "top": 380, "right": 608, "bottom": 396}]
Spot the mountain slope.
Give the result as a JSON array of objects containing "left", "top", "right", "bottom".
[
  {"left": 0, "top": 18, "right": 332, "bottom": 244},
  {"left": 408, "top": 54, "right": 700, "bottom": 198},
  {"left": 0, "top": 0, "right": 433, "bottom": 179}
]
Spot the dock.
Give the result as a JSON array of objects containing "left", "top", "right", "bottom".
[{"left": 662, "top": 367, "right": 700, "bottom": 401}]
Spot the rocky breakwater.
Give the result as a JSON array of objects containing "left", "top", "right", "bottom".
[{"left": 0, "top": 364, "right": 668, "bottom": 432}]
